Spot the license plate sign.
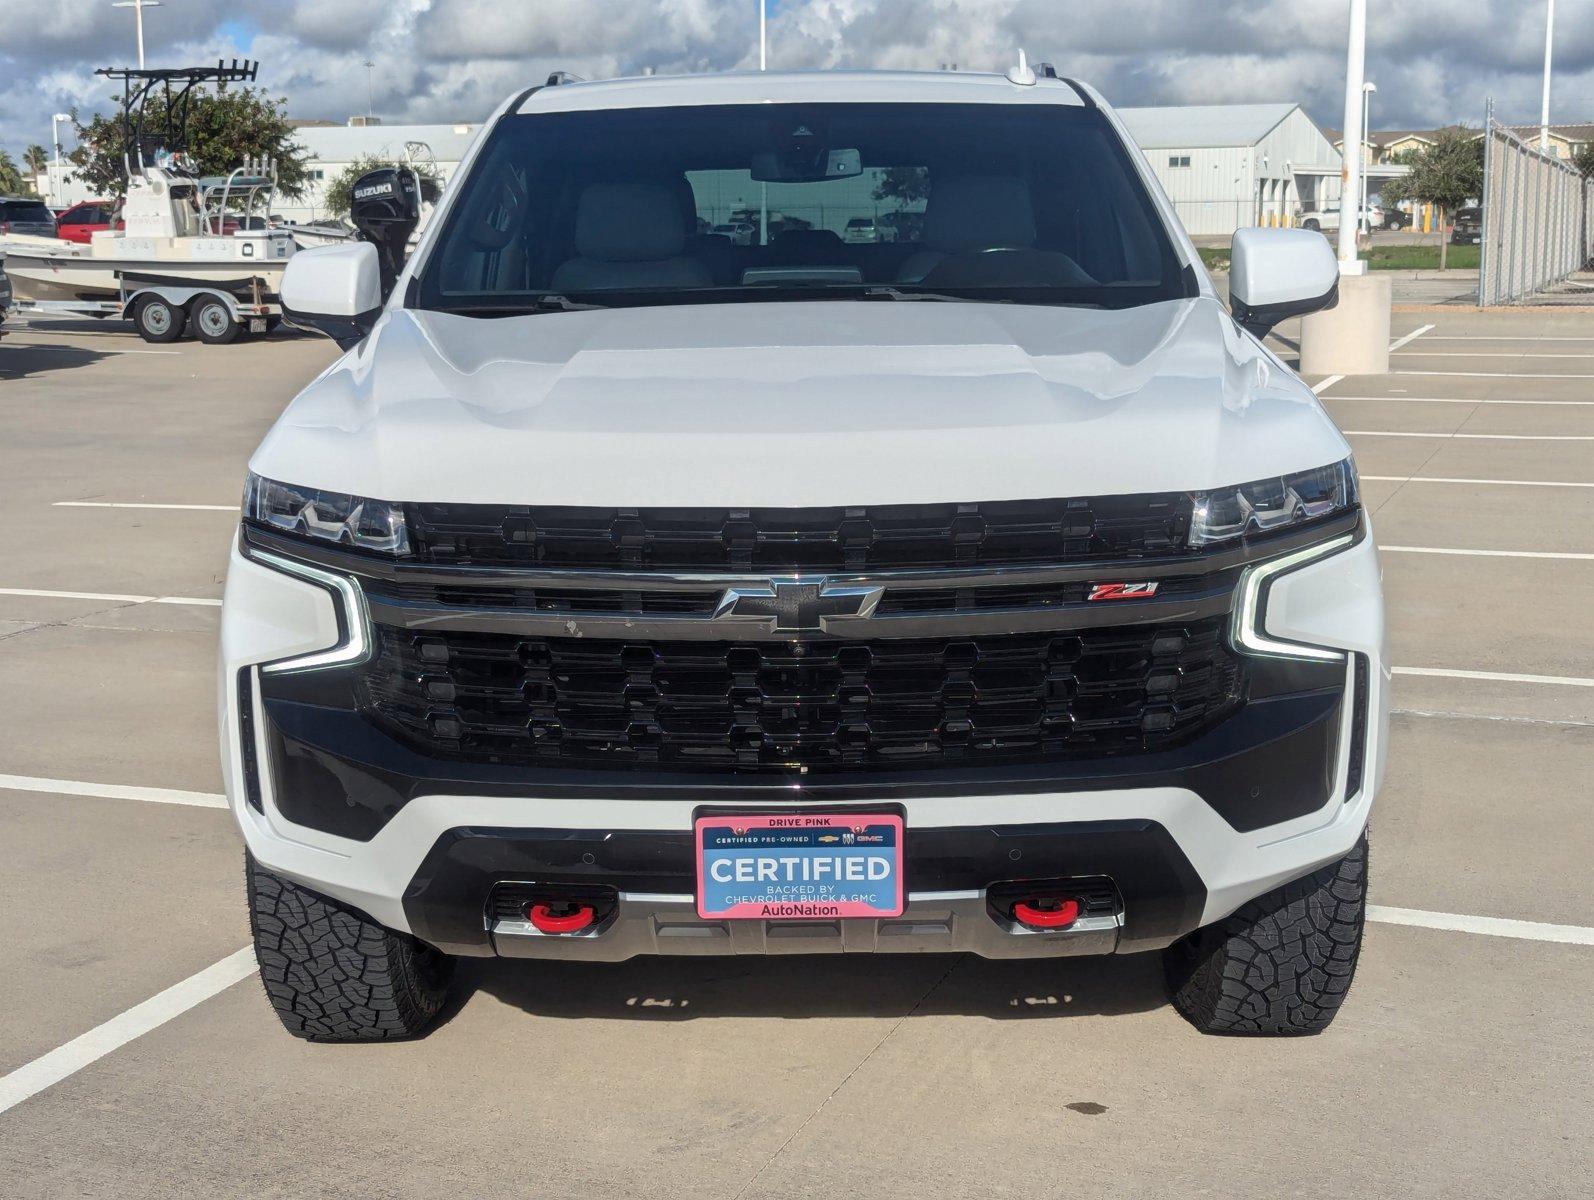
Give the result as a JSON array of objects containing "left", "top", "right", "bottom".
[
  {"left": 694, "top": 813, "right": 904, "bottom": 921},
  {"left": 249, "top": 318, "right": 266, "bottom": 333}
]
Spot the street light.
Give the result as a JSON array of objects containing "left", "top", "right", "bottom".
[
  {"left": 1335, "top": 0, "right": 1367, "bottom": 271},
  {"left": 1540, "top": 0, "right": 1555, "bottom": 151},
  {"left": 1360, "top": 81, "right": 1377, "bottom": 234},
  {"left": 111, "top": 0, "right": 163, "bottom": 70}
]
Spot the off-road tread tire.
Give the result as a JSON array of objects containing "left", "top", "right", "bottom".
[
  {"left": 247, "top": 854, "right": 453, "bottom": 1042},
  {"left": 1165, "top": 833, "right": 1367, "bottom": 1036}
]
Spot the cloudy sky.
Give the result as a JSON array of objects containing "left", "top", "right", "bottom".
[{"left": 3, "top": 0, "right": 1590, "bottom": 162}]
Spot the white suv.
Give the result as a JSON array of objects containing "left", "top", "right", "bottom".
[{"left": 227, "top": 67, "right": 1384, "bottom": 1041}]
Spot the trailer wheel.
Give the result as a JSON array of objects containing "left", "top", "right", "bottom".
[
  {"left": 132, "top": 295, "right": 184, "bottom": 343},
  {"left": 191, "top": 296, "right": 240, "bottom": 345}
]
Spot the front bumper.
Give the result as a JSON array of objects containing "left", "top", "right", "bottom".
[{"left": 219, "top": 526, "right": 1387, "bottom": 959}]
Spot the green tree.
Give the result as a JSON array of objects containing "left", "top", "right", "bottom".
[
  {"left": 323, "top": 154, "right": 443, "bottom": 217},
  {"left": 0, "top": 148, "right": 33, "bottom": 195},
  {"left": 1373, "top": 147, "right": 1423, "bottom": 208},
  {"left": 23, "top": 144, "right": 50, "bottom": 176},
  {"left": 69, "top": 86, "right": 310, "bottom": 198},
  {"left": 1391, "top": 129, "right": 1483, "bottom": 269},
  {"left": 1574, "top": 142, "right": 1594, "bottom": 180},
  {"left": 871, "top": 166, "right": 930, "bottom": 205}
]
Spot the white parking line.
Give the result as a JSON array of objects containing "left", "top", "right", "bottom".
[
  {"left": 1347, "top": 430, "right": 1594, "bottom": 441},
  {"left": 1381, "top": 545, "right": 1594, "bottom": 562},
  {"left": 1311, "top": 375, "right": 1344, "bottom": 395},
  {"left": 6, "top": 342, "right": 180, "bottom": 357},
  {"left": 0, "top": 587, "right": 222, "bottom": 607},
  {"left": 54, "top": 501, "right": 237, "bottom": 512},
  {"left": 1362, "top": 474, "right": 1594, "bottom": 489},
  {"left": 1367, "top": 906, "right": 1594, "bottom": 947},
  {"left": 1326, "top": 395, "right": 1594, "bottom": 407},
  {"left": 1387, "top": 324, "right": 1435, "bottom": 351},
  {"left": 1394, "top": 351, "right": 1594, "bottom": 359},
  {"left": 1394, "top": 370, "right": 1594, "bottom": 379},
  {"left": 0, "top": 773, "right": 227, "bottom": 809},
  {"left": 0, "top": 947, "right": 255, "bottom": 1116},
  {"left": 1393, "top": 666, "right": 1594, "bottom": 688},
  {"left": 1413, "top": 335, "right": 1594, "bottom": 342}
]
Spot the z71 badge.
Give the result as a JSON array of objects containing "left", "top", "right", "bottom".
[{"left": 1087, "top": 582, "right": 1160, "bottom": 601}]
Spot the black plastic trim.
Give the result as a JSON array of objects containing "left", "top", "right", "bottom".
[
  {"left": 1345, "top": 653, "right": 1369, "bottom": 802},
  {"left": 281, "top": 303, "right": 383, "bottom": 350},
  {"left": 259, "top": 653, "right": 1342, "bottom": 842},
  {"left": 237, "top": 667, "right": 263, "bottom": 813},
  {"left": 1232, "top": 278, "right": 1340, "bottom": 339},
  {"left": 401, "top": 818, "right": 1205, "bottom": 957},
  {"left": 1058, "top": 77, "right": 1095, "bottom": 107}
]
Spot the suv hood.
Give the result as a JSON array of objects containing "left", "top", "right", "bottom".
[{"left": 253, "top": 298, "right": 1350, "bottom": 508}]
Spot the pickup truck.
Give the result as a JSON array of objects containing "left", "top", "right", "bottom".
[{"left": 227, "top": 65, "right": 1384, "bottom": 1042}]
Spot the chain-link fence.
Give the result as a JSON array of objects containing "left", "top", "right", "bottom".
[{"left": 1479, "top": 99, "right": 1594, "bottom": 306}]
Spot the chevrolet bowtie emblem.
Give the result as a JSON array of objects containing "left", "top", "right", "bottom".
[{"left": 714, "top": 578, "right": 884, "bottom": 631}]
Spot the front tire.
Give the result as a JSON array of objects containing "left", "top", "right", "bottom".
[
  {"left": 247, "top": 854, "right": 454, "bottom": 1042},
  {"left": 1164, "top": 833, "right": 1367, "bottom": 1036}
]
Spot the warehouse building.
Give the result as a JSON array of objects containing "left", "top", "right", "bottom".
[
  {"left": 277, "top": 120, "right": 481, "bottom": 224},
  {"left": 1118, "top": 103, "right": 1344, "bottom": 236}
]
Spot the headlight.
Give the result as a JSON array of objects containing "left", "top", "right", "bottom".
[
  {"left": 1189, "top": 458, "right": 1358, "bottom": 547},
  {"left": 243, "top": 473, "right": 409, "bottom": 555}
]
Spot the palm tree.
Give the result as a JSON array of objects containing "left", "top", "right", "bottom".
[
  {"left": 23, "top": 144, "right": 49, "bottom": 176},
  {"left": 0, "top": 149, "right": 31, "bottom": 196}
]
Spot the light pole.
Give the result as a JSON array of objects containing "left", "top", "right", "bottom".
[
  {"left": 111, "top": 0, "right": 163, "bottom": 70},
  {"left": 1540, "top": 0, "right": 1555, "bottom": 151},
  {"left": 51, "top": 113, "right": 71, "bottom": 205},
  {"left": 363, "top": 60, "right": 375, "bottom": 120},
  {"left": 1360, "top": 81, "right": 1377, "bottom": 234},
  {"left": 759, "top": 0, "right": 768, "bottom": 246},
  {"left": 1335, "top": 0, "right": 1367, "bottom": 271}
]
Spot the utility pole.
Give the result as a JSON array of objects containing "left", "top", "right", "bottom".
[
  {"left": 759, "top": 0, "right": 768, "bottom": 247},
  {"left": 1335, "top": 0, "right": 1366, "bottom": 272},
  {"left": 1540, "top": 0, "right": 1555, "bottom": 151},
  {"left": 111, "top": 0, "right": 163, "bottom": 70},
  {"left": 364, "top": 60, "right": 375, "bottom": 120}
]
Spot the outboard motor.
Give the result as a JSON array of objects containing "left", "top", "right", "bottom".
[{"left": 349, "top": 167, "right": 423, "bottom": 298}]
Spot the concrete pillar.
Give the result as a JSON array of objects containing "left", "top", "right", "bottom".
[{"left": 1300, "top": 273, "right": 1392, "bottom": 376}]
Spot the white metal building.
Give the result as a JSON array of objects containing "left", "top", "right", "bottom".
[
  {"left": 278, "top": 122, "right": 482, "bottom": 223},
  {"left": 1118, "top": 103, "right": 1343, "bottom": 236}
]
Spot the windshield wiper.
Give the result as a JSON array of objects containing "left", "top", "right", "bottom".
[
  {"left": 435, "top": 295, "right": 609, "bottom": 315},
  {"left": 857, "top": 286, "right": 1011, "bottom": 304}
]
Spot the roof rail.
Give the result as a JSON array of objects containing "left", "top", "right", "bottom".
[
  {"left": 1034, "top": 62, "right": 1060, "bottom": 80},
  {"left": 545, "top": 71, "right": 586, "bottom": 87}
]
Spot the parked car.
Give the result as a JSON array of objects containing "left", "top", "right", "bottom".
[
  {"left": 710, "top": 221, "right": 755, "bottom": 246},
  {"left": 0, "top": 196, "right": 57, "bottom": 239},
  {"left": 1298, "top": 204, "right": 1404, "bottom": 233},
  {"left": 0, "top": 255, "right": 11, "bottom": 339},
  {"left": 1450, "top": 206, "right": 1483, "bottom": 245},
  {"left": 843, "top": 216, "right": 881, "bottom": 244},
  {"left": 55, "top": 199, "right": 121, "bottom": 244},
  {"left": 241, "top": 66, "right": 1382, "bottom": 1042}
]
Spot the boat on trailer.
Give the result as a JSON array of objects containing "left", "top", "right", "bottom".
[{"left": 3, "top": 60, "right": 297, "bottom": 343}]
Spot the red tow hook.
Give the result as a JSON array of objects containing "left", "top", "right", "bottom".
[
  {"left": 527, "top": 902, "right": 596, "bottom": 934},
  {"left": 1012, "top": 897, "right": 1081, "bottom": 930}
]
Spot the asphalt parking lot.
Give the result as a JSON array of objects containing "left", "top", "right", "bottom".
[{"left": 1, "top": 305, "right": 1591, "bottom": 1199}]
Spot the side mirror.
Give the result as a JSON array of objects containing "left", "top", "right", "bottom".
[
  {"left": 1228, "top": 227, "right": 1340, "bottom": 338},
  {"left": 349, "top": 167, "right": 423, "bottom": 298},
  {"left": 280, "top": 242, "right": 383, "bottom": 349}
]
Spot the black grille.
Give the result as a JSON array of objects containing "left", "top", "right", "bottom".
[
  {"left": 359, "top": 618, "right": 1243, "bottom": 772},
  {"left": 403, "top": 495, "right": 1193, "bottom": 572}
]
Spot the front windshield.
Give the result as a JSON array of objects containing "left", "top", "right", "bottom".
[{"left": 413, "top": 101, "right": 1192, "bottom": 312}]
